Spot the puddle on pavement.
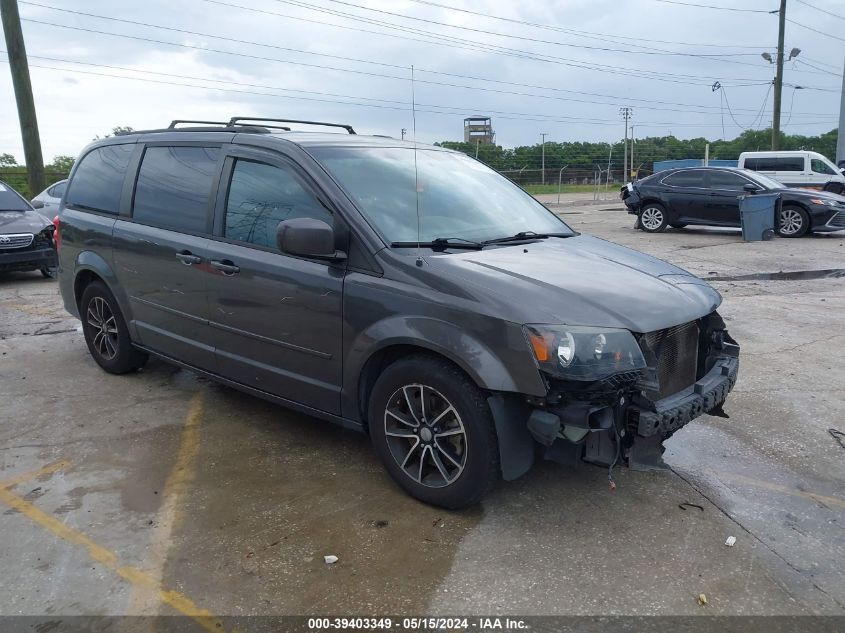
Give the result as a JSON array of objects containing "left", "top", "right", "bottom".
[{"left": 706, "top": 268, "right": 845, "bottom": 282}]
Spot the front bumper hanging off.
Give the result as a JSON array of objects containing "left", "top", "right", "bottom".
[{"left": 629, "top": 353, "right": 739, "bottom": 437}]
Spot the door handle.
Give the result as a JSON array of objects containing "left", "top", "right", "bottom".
[
  {"left": 175, "top": 250, "right": 202, "bottom": 265},
  {"left": 210, "top": 259, "right": 240, "bottom": 275}
]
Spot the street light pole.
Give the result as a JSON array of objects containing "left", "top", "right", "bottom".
[
  {"left": 837, "top": 56, "right": 845, "bottom": 165},
  {"left": 772, "top": 0, "right": 787, "bottom": 150},
  {"left": 540, "top": 132, "right": 547, "bottom": 186},
  {"left": 620, "top": 107, "right": 632, "bottom": 183}
]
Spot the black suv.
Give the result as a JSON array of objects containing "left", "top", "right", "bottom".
[{"left": 57, "top": 118, "right": 739, "bottom": 508}]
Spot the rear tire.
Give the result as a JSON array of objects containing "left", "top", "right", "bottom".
[
  {"left": 40, "top": 266, "right": 56, "bottom": 279},
  {"left": 639, "top": 203, "right": 669, "bottom": 233},
  {"left": 80, "top": 281, "right": 148, "bottom": 374},
  {"left": 776, "top": 205, "right": 809, "bottom": 238},
  {"left": 368, "top": 354, "right": 499, "bottom": 509}
]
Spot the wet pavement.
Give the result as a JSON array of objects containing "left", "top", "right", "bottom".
[{"left": 0, "top": 206, "right": 843, "bottom": 621}]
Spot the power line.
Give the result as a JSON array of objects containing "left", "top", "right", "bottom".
[
  {"left": 794, "top": 0, "right": 845, "bottom": 21},
  {"left": 206, "top": 0, "right": 778, "bottom": 84},
  {"left": 654, "top": 0, "right": 776, "bottom": 12},
  {"left": 402, "top": 0, "right": 773, "bottom": 49},
  {"left": 5, "top": 54, "right": 831, "bottom": 130},
  {"left": 786, "top": 18, "right": 845, "bottom": 42},
  {"left": 794, "top": 58, "right": 842, "bottom": 77},
  {"left": 272, "top": 0, "right": 768, "bottom": 64},
  {"left": 17, "top": 14, "right": 780, "bottom": 112},
  {"left": 21, "top": 1, "right": 766, "bottom": 89}
]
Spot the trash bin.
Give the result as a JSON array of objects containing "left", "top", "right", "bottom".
[{"left": 738, "top": 192, "right": 779, "bottom": 241}]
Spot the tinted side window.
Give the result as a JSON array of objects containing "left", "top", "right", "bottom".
[
  {"left": 770, "top": 157, "right": 804, "bottom": 171},
  {"left": 224, "top": 159, "right": 332, "bottom": 248},
  {"left": 133, "top": 146, "right": 219, "bottom": 233},
  {"left": 66, "top": 145, "right": 133, "bottom": 213},
  {"left": 709, "top": 171, "right": 750, "bottom": 190},
  {"left": 48, "top": 181, "right": 67, "bottom": 198},
  {"left": 746, "top": 157, "right": 804, "bottom": 171},
  {"left": 811, "top": 158, "right": 835, "bottom": 175},
  {"left": 663, "top": 170, "right": 706, "bottom": 187}
]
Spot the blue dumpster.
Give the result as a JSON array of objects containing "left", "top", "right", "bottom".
[{"left": 739, "top": 193, "right": 779, "bottom": 241}]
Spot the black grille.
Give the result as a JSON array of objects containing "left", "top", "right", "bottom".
[
  {"left": 829, "top": 212, "right": 845, "bottom": 229},
  {"left": 641, "top": 321, "right": 699, "bottom": 400}
]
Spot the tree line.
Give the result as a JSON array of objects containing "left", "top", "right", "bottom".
[{"left": 436, "top": 128, "right": 839, "bottom": 173}]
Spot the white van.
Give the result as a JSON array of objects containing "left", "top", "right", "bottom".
[{"left": 738, "top": 151, "right": 845, "bottom": 194}]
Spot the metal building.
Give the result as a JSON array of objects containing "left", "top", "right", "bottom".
[{"left": 463, "top": 116, "right": 495, "bottom": 145}]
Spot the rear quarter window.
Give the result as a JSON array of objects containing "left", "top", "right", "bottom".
[
  {"left": 66, "top": 144, "right": 134, "bottom": 213},
  {"left": 132, "top": 146, "right": 220, "bottom": 234}
]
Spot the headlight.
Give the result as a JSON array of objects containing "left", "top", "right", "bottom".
[
  {"left": 809, "top": 198, "right": 839, "bottom": 207},
  {"left": 523, "top": 324, "right": 646, "bottom": 381}
]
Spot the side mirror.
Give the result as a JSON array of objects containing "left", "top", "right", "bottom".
[
  {"left": 276, "top": 218, "right": 346, "bottom": 261},
  {"left": 31, "top": 199, "right": 45, "bottom": 209},
  {"left": 743, "top": 183, "right": 759, "bottom": 193}
]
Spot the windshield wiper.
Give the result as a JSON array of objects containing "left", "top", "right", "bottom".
[
  {"left": 390, "top": 237, "right": 483, "bottom": 251},
  {"left": 481, "top": 231, "right": 571, "bottom": 245}
]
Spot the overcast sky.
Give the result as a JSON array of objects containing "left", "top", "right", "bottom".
[{"left": 1, "top": 0, "right": 843, "bottom": 162}]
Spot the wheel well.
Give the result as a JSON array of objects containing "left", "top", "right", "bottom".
[
  {"left": 640, "top": 198, "right": 665, "bottom": 210},
  {"left": 73, "top": 270, "right": 103, "bottom": 310},
  {"left": 356, "top": 344, "right": 473, "bottom": 431}
]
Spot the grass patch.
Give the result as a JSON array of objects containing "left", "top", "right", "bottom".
[{"left": 521, "top": 183, "right": 601, "bottom": 195}]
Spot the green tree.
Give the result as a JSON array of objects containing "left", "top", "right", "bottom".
[
  {"left": 47, "top": 155, "right": 75, "bottom": 172},
  {"left": 94, "top": 126, "right": 135, "bottom": 140},
  {"left": 0, "top": 153, "right": 18, "bottom": 167}
]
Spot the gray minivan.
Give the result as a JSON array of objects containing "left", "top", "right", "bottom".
[{"left": 56, "top": 118, "right": 739, "bottom": 508}]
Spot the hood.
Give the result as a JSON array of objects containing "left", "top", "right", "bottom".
[
  {"left": 425, "top": 234, "right": 721, "bottom": 333},
  {"left": 0, "top": 209, "right": 52, "bottom": 234},
  {"left": 783, "top": 187, "right": 845, "bottom": 203}
]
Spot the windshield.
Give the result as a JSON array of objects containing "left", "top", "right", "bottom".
[
  {"left": 310, "top": 147, "right": 573, "bottom": 244},
  {"left": 740, "top": 170, "right": 784, "bottom": 190},
  {"left": 0, "top": 182, "right": 31, "bottom": 211}
]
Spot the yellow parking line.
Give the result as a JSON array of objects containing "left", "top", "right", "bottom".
[
  {"left": 1, "top": 459, "right": 72, "bottom": 490},
  {"left": 129, "top": 391, "right": 204, "bottom": 615},
  {"left": 724, "top": 472, "right": 845, "bottom": 511},
  {"left": 0, "top": 425, "right": 225, "bottom": 632}
]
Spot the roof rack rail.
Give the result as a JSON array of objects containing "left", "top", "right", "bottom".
[
  {"left": 168, "top": 120, "right": 230, "bottom": 129},
  {"left": 227, "top": 117, "right": 356, "bottom": 134}
]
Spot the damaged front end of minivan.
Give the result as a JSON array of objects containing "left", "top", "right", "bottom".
[{"left": 511, "top": 311, "right": 739, "bottom": 476}]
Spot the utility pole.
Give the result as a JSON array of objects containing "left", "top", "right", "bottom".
[
  {"left": 837, "top": 56, "right": 845, "bottom": 165},
  {"left": 540, "top": 132, "right": 547, "bottom": 185},
  {"left": 1, "top": 0, "right": 44, "bottom": 196},
  {"left": 620, "top": 107, "right": 632, "bottom": 183},
  {"left": 630, "top": 125, "right": 635, "bottom": 179},
  {"left": 772, "top": 0, "right": 787, "bottom": 150},
  {"left": 401, "top": 128, "right": 406, "bottom": 140}
]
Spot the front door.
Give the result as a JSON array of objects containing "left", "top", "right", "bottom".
[
  {"left": 704, "top": 170, "right": 749, "bottom": 225},
  {"left": 206, "top": 152, "right": 345, "bottom": 414}
]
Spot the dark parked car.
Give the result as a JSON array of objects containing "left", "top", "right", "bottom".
[
  {"left": 622, "top": 167, "right": 845, "bottom": 237},
  {"left": 0, "top": 180, "right": 58, "bottom": 278},
  {"left": 56, "top": 118, "right": 739, "bottom": 508}
]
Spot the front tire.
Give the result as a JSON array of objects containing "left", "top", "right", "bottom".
[
  {"left": 639, "top": 204, "right": 669, "bottom": 233},
  {"left": 80, "top": 281, "right": 148, "bottom": 374},
  {"left": 368, "top": 354, "right": 499, "bottom": 509},
  {"left": 777, "top": 205, "right": 809, "bottom": 238}
]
